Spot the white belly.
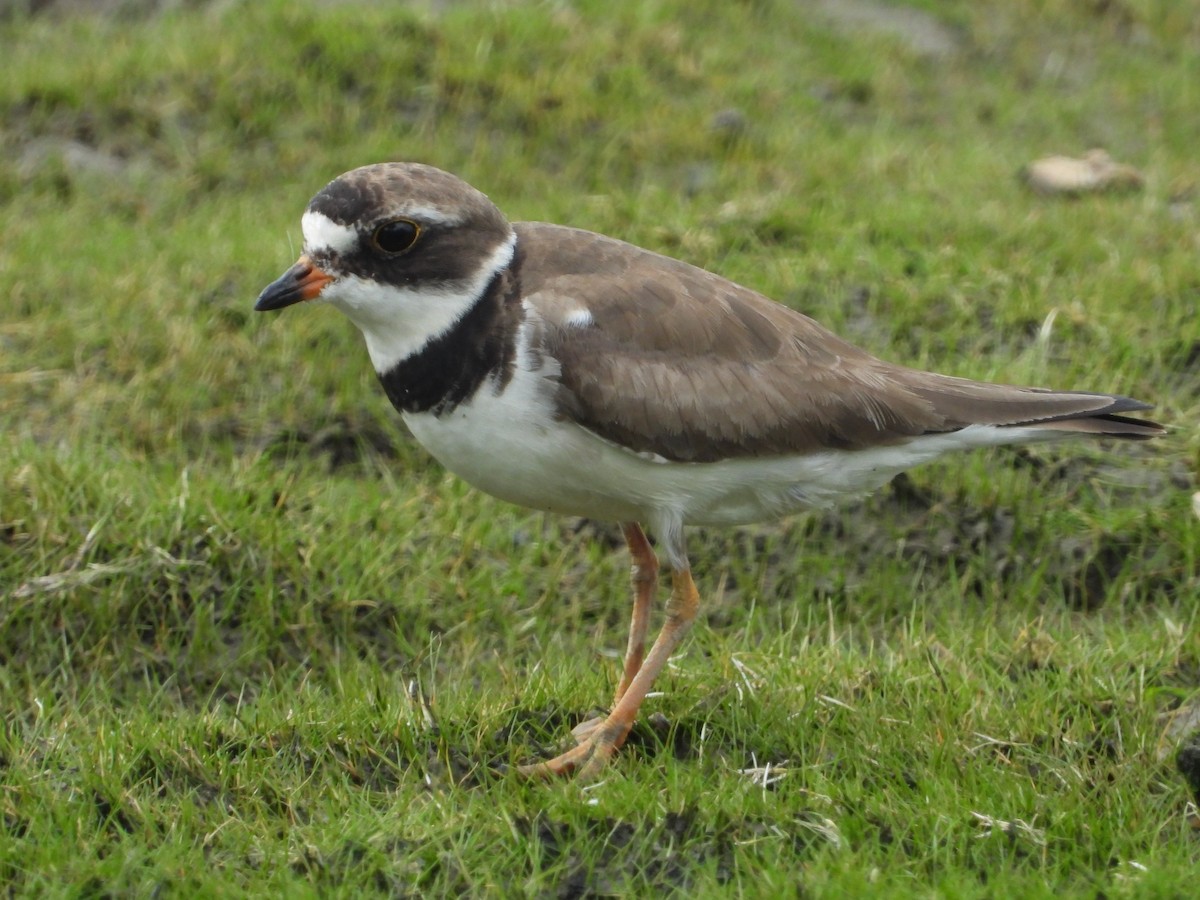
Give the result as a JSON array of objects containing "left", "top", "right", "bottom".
[{"left": 402, "top": 357, "right": 1045, "bottom": 531}]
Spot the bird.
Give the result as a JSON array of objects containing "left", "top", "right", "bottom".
[{"left": 255, "top": 162, "right": 1164, "bottom": 781}]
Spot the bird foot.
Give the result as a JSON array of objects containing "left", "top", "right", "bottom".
[
  {"left": 570, "top": 715, "right": 606, "bottom": 744},
  {"left": 517, "top": 738, "right": 615, "bottom": 781},
  {"left": 517, "top": 721, "right": 628, "bottom": 781}
]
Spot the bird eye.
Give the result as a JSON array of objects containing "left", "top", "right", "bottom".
[{"left": 371, "top": 219, "right": 421, "bottom": 255}]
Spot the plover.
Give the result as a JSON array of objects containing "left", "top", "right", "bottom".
[{"left": 256, "top": 162, "right": 1163, "bottom": 780}]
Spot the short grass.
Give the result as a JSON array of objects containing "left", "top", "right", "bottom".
[{"left": 2, "top": 0, "right": 1199, "bottom": 895}]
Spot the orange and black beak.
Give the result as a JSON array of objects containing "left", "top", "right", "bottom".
[{"left": 255, "top": 256, "right": 334, "bottom": 312}]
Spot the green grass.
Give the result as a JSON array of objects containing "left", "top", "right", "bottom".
[{"left": 2, "top": 0, "right": 1199, "bottom": 894}]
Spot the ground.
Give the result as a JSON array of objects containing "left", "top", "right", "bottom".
[{"left": 1, "top": 0, "right": 1199, "bottom": 895}]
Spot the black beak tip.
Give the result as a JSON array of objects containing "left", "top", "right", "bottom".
[
  {"left": 253, "top": 290, "right": 285, "bottom": 312},
  {"left": 254, "top": 271, "right": 305, "bottom": 313},
  {"left": 254, "top": 259, "right": 330, "bottom": 312}
]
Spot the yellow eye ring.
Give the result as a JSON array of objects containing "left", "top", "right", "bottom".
[{"left": 371, "top": 219, "right": 421, "bottom": 255}]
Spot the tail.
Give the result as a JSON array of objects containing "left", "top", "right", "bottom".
[
  {"left": 1013, "top": 405, "right": 1165, "bottom": 440},
  {"left": 903, "top": 374, "right": 1166, "bottom": 440}
]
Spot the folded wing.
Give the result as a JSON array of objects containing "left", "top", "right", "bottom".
[{"left": 516, "top": 223, "right": 1162, "bottom": 463}]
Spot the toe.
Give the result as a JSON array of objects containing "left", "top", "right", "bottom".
[{"left": 571, "top": 716, "right": 605, "bottom": 743}]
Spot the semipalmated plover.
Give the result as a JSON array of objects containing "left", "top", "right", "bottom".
[{"left": 256, "top": 162, "right": 1163, "bottom": 780}]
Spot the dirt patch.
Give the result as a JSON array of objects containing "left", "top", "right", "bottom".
[
  {"left": 260, "top": 415, "right": 405, "bottom": 472},
  {"left": 1176, "top": 739, "right": 1200, "bottom": 806},
  {"left": 510, "top": 805, "right": 739, "bottom": 895}
]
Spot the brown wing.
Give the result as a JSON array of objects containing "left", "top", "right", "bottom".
[{"left": 514, "top": 223, "right": 1161, "bottom": 462}]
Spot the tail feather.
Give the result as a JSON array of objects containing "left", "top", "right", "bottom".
[
  {"left": 904, "top": 374, "right": 1166, "bottom": 440},
  {"left": 1015, "top": 410, "right": 1165, "bottom": 440}
]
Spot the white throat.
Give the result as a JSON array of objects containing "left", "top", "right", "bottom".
[{"left": 312, "top": 227, "right": 517, "bottom": 374}]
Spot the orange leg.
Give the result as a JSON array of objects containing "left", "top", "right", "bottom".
[
  {"left": 520, "top": 565, "right": 700, "bottom": 781},
  {"left": 571, "top": 522, "right": 659, "bottom": 744},
  {"left": 615, "top": 522, "right": 658, "bottom": 701}
]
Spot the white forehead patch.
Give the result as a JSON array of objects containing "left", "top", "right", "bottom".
[
  {"left": 301, "top": 210, "right": 358, "bottom": 256},
  {"left": 301, "top": 204, "right": 465, "bottom": 257}
]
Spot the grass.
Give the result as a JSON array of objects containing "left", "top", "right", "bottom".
[{"left": 1, "top": 0, "right": 1199, "bottom": 894}]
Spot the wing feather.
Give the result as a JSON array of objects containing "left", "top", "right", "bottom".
[{"left": 514, "top": 223, "right": 1161, "bottom": 461}]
